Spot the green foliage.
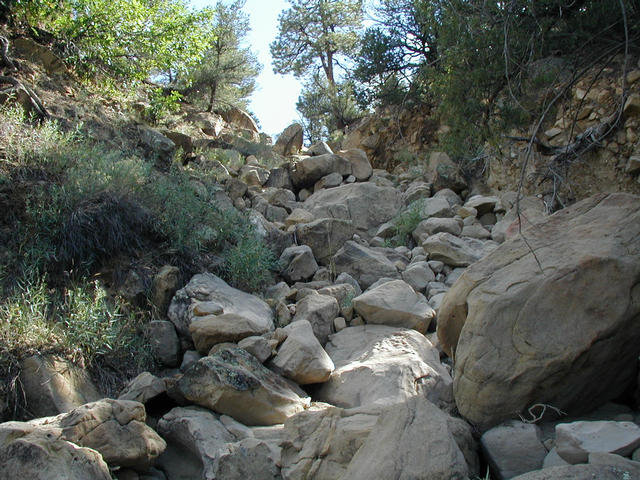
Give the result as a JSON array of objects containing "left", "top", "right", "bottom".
[
  {"left": 297, "top": 73, "right": 362, "bottom": 143},
  {"left": 144, "top": 88, "right": 183, "bottom": 125},
  {"left": 271, "top": 0, "right": 364, "bottom": 84},
  {"left": 0, "top": 105, "right": 276, "bottom": 291},
  {"left": 387, "top": 199, "right": 423, "bottom": 247},
  {"left": 9, "top": 0, "right": 216, "bottom": 82},
  {"left": 357, "top": 0, "right": 640, "bottom": 163},
  {"left": 0, "top": 272, "right": 152, "bottom": 415},
  {"left": 183, "top": 0, "right": 261, "bottom": 113},
  {"left": 221, "top": 235, "right": 277, "bottom": 293}
]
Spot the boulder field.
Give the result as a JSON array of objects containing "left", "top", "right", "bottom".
[{"left": 6, "top": 123, "right": 640, "bottom": 479}]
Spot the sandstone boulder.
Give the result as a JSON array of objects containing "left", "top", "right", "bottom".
[
  {"left": 270, "top": 320, "right": 335, "bottom": 384},
  {"left": 0, "top": 422, "right": 111, "bottom": 480},
  {"left": 304, "top": 182, "right": 402, "bottom": 237},
  {"left": 215, "top": 437, "right": 282, "bottom": 480},
  {"left": 155, "top": 406, "right": 236, "bottom": 480},
  {"left": 292, "top": 292, "right": 339, "bottom": 345},
  {"left": 34, "top": 398, "right": 166, "bottom": 469},
  {"left": 279, "top": 245, "right": 319, "bottom": 283},
  {"left": 19, "top": 355, "right": 101, "bottom": 418},
  {"left": 178, "top": 345, "right": 309, "bottom": 425},
  {"left": 352, "top": 279, "right": 435, "bottom": 333},
  {"left": 332, "top": 241, "right": 400, "bottom": 289},
  {"left": 338, "top": 149, "right": 373, "bottom": 181},
  {"left": 290, "top": 154, "right": 351, "bottom": 188},
  {"left": 294, "top": 218, "right": 355, "bottom": 265},
  {"left": 437, "top": 193, "right": 640, "bottom": 431},
  {"left": 189, "top": 313, "right": 269, "bottom": 354},
  {"left": 274, "top": 123, "right": 303, "bottom": 156},
  {"left": 422, "top": 232, "right": 498, "bottom": 267},
  {"left": 168, "top": 273, "right": 274, "bottom": 349},
  {"left": 511, "top": 464, "right": 640, "bottom": 479},
  {"left": 281, "top": 403, "right": 382, "bottom": 480},
  {"left": 315, "top": 325, "right": 453, "bottom": 410},
  {"left": 343, "top": 397, "right": 478, "bottom": 480},
  {"left": 220, "top": 107, "right": 259, "bottom": 134}
]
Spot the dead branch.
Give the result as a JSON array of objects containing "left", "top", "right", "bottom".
[
  {"left": 0, "top": 75, "right": 49, "bottom": 120},
  {"left": 0, "top": 35, "right": 17, "bottom": 72}
]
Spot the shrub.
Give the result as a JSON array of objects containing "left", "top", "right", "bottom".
[
  {"left": 0, "top": 273, "right": 152, "bottom": 417},
  {"left": 386, "top": 199, "right": 424, "bottom": 247}
]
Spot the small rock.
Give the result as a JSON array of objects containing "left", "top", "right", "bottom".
[
  {"left": 556, "top": 421, "right": 640, "bottom": 464},
  {"left": 481, "top": 421, "right": 547, "bottom": 480}
]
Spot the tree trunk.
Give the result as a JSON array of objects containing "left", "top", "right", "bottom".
[{"left": 207, "top": 82, "right": 218, "bottom": 113}]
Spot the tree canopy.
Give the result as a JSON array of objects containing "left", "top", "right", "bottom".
[
  {"left": 183, "top": 0, "right": 261, "bottom": 112},
  {"left": 271, "top": 0, "right": 364, "bottom": 87},
  {"left": 6, "top": 0, "right": 217, "bottom": 81}
]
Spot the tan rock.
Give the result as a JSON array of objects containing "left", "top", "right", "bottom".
[
  {"left": 151, "top": 265, "right": 181, "bottom": 316},
  {"left": 34, "top": 399, "right": 166, "bottom": 469},
  {"left": 270, "top": 320, "right": 335, "bottom": 384},
  {"left": 332, "top": 241, "right": 400, "bottom": 289},
  {"left": 281, "top": 403, "right": 383, "bottom": 480},
  {"left": 292, "top": 292, "right": 339, "bottom": 345},
  {"left": 352, "top": 279, "right": 435, "bottom": 333},
  {"left": 0, "top": 422, "right": 111, "bottom": 480},
  {"left": 304, "top": 182, "right": 402, "bottom": 237},
  {"left": 294, "top": 218, "right": 355, "bottom": 265},
  {"left": 190, "top": 313, "right": 271, "bottom": 355},
  {"left": 178, "top": 345, "right": 309, "bottom": 425},
  {"left": 315, "top": 325, "right": 453, "bottom": 410},
  {"left": 156, "top": 406, "right": 236, "bottom": 479},
  {"left": 273, "top": 123, "right": 303, "bottom": 157},
  {"left": 168, "top": 273, "right": 274, "bottom": 348},
  {"left": 343, "top": 398, "right": 478, "bottom": 480},
  {"left": 19, "top": 355, "right": 101, "bottom": 418},
  {"left": 338, "top": 149, "right": 373, "bottom": 181},
  {"left": 438, "top": 193, "right": 640, "bottom": 431}
]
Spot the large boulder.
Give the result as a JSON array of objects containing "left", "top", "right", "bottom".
[
  {"left": 294, "top": 218, "right": 355, "bottom": 265},
  {"left": 352, "top": 279, "right": 435, "bottom": 333},
  {"left": 422, "top": 232, "right": 498, "bottom": 267},
  {"left": 437, "top": 193, "right": 640, "bottom": 431},
  {"left": 219, "top": 107, "right": 259, "bottom": 134},
  {"left": 214, "top": 437, "right": 282, "bottom": 480},
  {"left": 343, "top": 397, "right": 479, "bottom": 480},
  {"left": 290, "top": 154, "right": 351, "bottom": 188},
  {"left": 304, "top": 182, "right": 402, "bottom": 237},
  {"left": 189, "top": 313, "right": 272, "bottom": 355},
  {"left": 332, "top": 241, "right": 400, "bottom": 289},
  {"left": 315, "top": 325, "right": 453, "bottom": 410},
  {"left": 270, "top": 320, "right": 335, "bottom": 385},
  {"left": 178, "top": 345, "right": 309, "bottom": 425},
  {"left": 274, "top": 123, "right": 304, "bottom": 156},
  {"left": 168, "top": 273, "right": 274, "bottom": 349},
  {"left": 0, "top": 422, "right": 111, "bottom": 480},
  {"left": 338, "top": 149, "right": 373, "bottom": 181},
  {"left": 281, "top": 403, "right": 383, "bottom": 480},
  {"left": 279, "top": 245, "right": 319, "bottom": 283},
  {"left": 155, "top": 406, "right": 236, "bottom": 480},
  {"left": 19, "top": 355, "right": 101, "bottom": 418},
  {"left": 33, "top": 399, "right": 166, "bottom": 469},
  {"left": 292, "top": 292, "right": 339, "bottom": 345}
]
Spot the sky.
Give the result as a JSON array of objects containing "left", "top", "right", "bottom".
[{"left": 190, "top": 0, "right": 303, "bottom": 137}]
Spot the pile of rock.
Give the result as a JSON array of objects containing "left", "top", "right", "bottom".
[{"left": 4, "top": 117, "right": 640, "bottom": 480}]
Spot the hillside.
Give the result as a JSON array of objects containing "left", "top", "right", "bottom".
[{"left": 1, "top": 12, "right": 640, "bottom": 480}]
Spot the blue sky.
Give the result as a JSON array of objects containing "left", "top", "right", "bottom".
[{"left": 189, "top": 0, "right": 302, "bottom": 137}]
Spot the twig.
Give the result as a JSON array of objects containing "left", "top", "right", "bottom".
[{"left": 518, "top": 403, "right": 566, "bottom": 424}]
